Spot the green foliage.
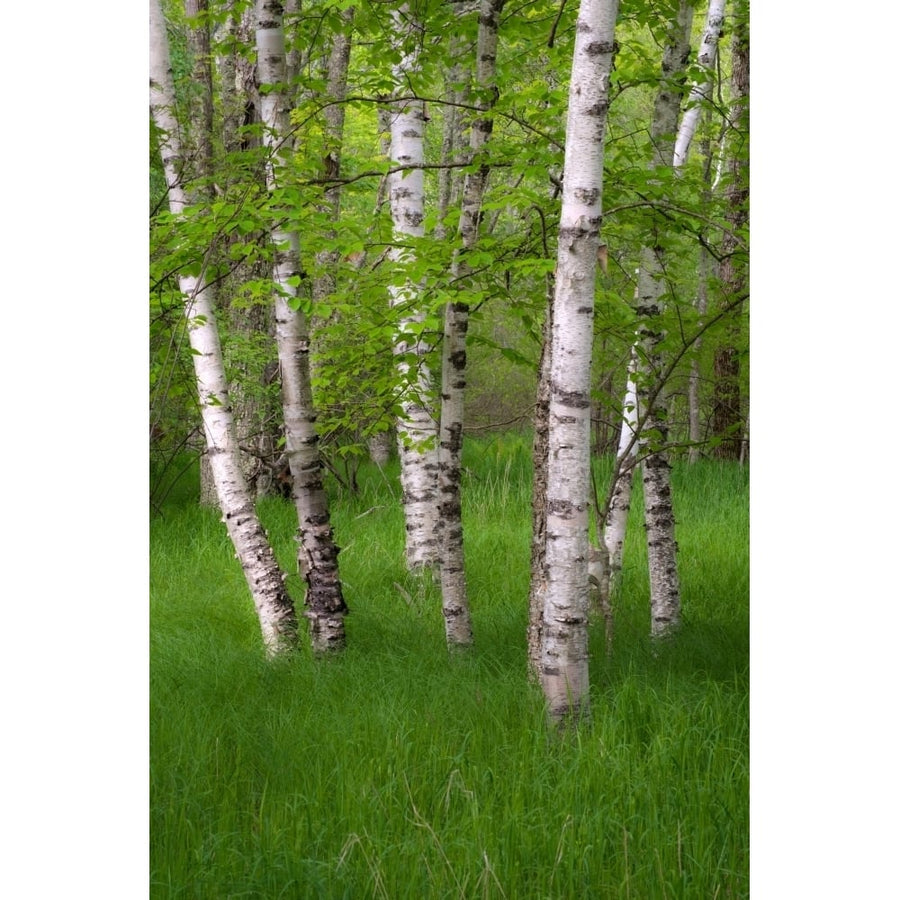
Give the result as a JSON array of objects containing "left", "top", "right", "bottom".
[
  {"left": 151, "top": 0, "right": 749, "bottom": 477},
  {"left": 151, "top": 441, "right": 748, "bottom": 898}
]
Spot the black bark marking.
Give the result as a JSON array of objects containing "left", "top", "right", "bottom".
[
  {"left": 585, "top": 41, "right": 615, "bottom": 55},
  {"left": 547, "top": 498, "right": 580, "bottom": 517},
  {"left": 552, "top": 386, "right": 591, "bottom": 409},
  {"left": 585, "top": 101, "right": 610, "bottom": 118}
]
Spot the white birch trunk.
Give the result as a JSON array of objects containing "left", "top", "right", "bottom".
[
  {"left": 675, "top": 0, "right": 725, "bottom": 460},
  {"left": 437, "top": 0, "right": 505, "bottom": 649},
  {"left": 150, "top": 0, "right": 297, "bottom": 654},
  {"left": 712, "top": 0, "right": 749, "bottom": 461},
  {"left": 528, "top": 277, "right": 554, "bottom": 680},
  {"left": 212, "top": 0, "right": 281, "bottom": 499},
  {"left": 603, "top": 0, "right": 694, "bottom": 641},
  {"left": 636, "top": 0, "right": 694, "bottom": 640},
  {"left": 540, "top": 0, "right": 618, "bottom": 721},
  {"left": 602, "top": 343, "right": 640, "bottom": 595},
  {"left": 672, "top": 0, "right": 726, "bottom": 168},
  {"left": 256, "top": 0, "right": 347, "bottom": 652},
  {"left": 185, "top": 0, "right": 221, "bottom": 509},
  {"left": 388, "top": 5, "right": 440, "bottom": 572}
]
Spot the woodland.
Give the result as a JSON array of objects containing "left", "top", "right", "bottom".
[{"left": 150, "top": 0, "right": 749, "bottom": 895}]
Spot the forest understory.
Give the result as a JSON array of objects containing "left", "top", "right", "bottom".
[{"left": 150, "top": 437, "right": 749, "bottom": 899}]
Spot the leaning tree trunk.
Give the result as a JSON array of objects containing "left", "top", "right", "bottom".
[
  {"left": 539, "top": 0, "right": 618, "bottom": 722},
  {"left": 437, "top": 0, "right": 505, "bottom": 650},
  {"left": 672, "top": 0, "right": 726, "bottom": 169},
  {"left": 256, "top": 0, "right": 348, "bottom": 652},
  {"left": 673, "top": 0, "right": 726, "bottom": 464},
  {"left": 712, "top": 0, "right": 749, "bottom": 461},
  {"left": 388, "top": 4, "right": 440, "bottom": 572},
  {"left": 601, "top": 343, "right": 640, "bottom": 605},
  {"left": 184, "top": 0, "right": 225, "bottom": 508},
  {"left": 150, "top": 0, "right": 297, "bottom": 653},
  {"left": 602, "top": 0, "right": 694, "bottom": 641},
  {"left": 211, "top": 0, "right": 282, "bottom": 499}
]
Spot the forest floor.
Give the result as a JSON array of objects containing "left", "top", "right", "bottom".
[{"left": 150, "top": 434, "right": 749, "bottom": 898}]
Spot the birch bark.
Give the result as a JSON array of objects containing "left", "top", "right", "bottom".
[
  {"left": 540, "top": 0, "right": 619, "bottom": 721},
  {"left": 671, "top": 0, "right": 725, "bottom": 462},
  {"left": 436, "top": 0, "right": 505, "bottom": 649},
  {"left": 212, "top": 0, "right": 282, "bottom": 499},
  {"left": 635, "top": 0, "right": 694, "bottom": 640},
  {"left": 673, "top": 0, "right": 726, "bottom": 168},
  {"left": 601, "top": 0, "right": 694, "bottom": 640},
  {"left": 712, "top": 0, "right": 749, "bottom": 461},
  {"left": 527, "top": 279, "right": 553, "bottom": 680},
  {"left": 150, "top": 0, "right": 298, "bottom": 654},
  {"left": 388, "top": 5, "right": 440, "bottom": 572},
  {"left": 256, "top": 0, "right": 348, "bottom": 652},
  {"left": 602, "top": 342, "right": 639, "bottom": 599},
  {"left": 184, "top": 0, "right": 223, "bottom": 508}
]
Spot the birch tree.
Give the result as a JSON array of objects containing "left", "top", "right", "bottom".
[
  {"left": 600, "top": 0, "right": 695, "bottom": 641},
  {"left": 183, "top": 0, "right": 221, "bottom": 507},
  {"left": 539, "top": 0, "right": 619, "bottom": 721},
  {"left": 150, "top": 0, "right": 298, "bottom": 654},
  {"left": 601, "top": 341, "right": 639, "bottom": 603},
  {"left": 204, "top": 0, "right": 283, "bottom": 501},
  {"left": 712, "top": 0, "right": 749, "bottom": 460},
  {"left": 388, "top": 4, "right": 440, "bottom": 572},
  {"left": 527, "top": 274, "right": 554, "bottom": 679},
  {"left": 437, "top": 0, "right": 506, "bottom": 649},
  {"left": 256, "top": 0, "right": 348, "bottom": 652},
  {"left": 634, "top": 0, "right": 694, "bottom": 640},
  {"left": 673, "top": 0, "right": 726, "bottom": 168},
  {"left": 674, "top": 0, "right": 726, "bottom": 462}
]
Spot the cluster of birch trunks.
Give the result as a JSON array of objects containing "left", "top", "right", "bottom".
[{"left": 150, "top": 0, "right": 747, "bottom": 720}]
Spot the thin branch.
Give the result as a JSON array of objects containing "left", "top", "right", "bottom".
[
  {"left": 547, "top": 0, "right": 570, "bottom": 48},
  {"left": 603, "top": 197, "right": 748, "bottom": 252},
  {"left": 594, "top": 293, "right": 748, "bottom": 527}
]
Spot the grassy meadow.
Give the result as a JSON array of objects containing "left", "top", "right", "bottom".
[{"left": 150, "top": 434, "right": 749, "bottom": 898}]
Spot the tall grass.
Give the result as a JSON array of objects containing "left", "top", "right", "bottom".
[{"left": 151, "top": 436, "right": 748, "bottom": 898}]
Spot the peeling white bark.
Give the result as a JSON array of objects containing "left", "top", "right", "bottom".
[
  {"left": 438, "top": 0, "right": 505, "bottom": 649},
  {"left": 528, "top": 287, "right": 553, "bottom": 681},
  {"left": 256, "top": 0, "right": 347, "bottom": 652},
  {"left": 150, "top": 0, "right": 297, "bottom": 654},
  {"left": 676, "top": 1, "right": 725, "bottom": 462},
  {"left": 604, "top": 0, "right": 694, "bottom": 642},
  {"left": 388, "top": 4, "right": 440, "bottom": 572},
  {"left": 635, "top": 0, "right": 694, "bottom": 640},
  {"left": 603, "top": 343, "right": 640, "bottom": 594},
  {"left": 673, "top": 0, "right": 726, "bottom": 168},
  {"left": 540, "top": 0, "right": 619, "bottom": 721}
]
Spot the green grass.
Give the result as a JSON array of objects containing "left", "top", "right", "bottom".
[{"left": 150, "top": 436, "right": 748, "bottom": 898}]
